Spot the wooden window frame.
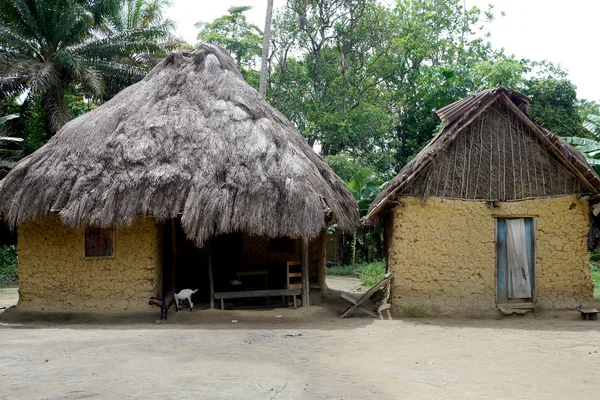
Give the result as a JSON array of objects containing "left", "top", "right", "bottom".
[{"left": 84, "top": 226, "right": 115, "bottom": 259}]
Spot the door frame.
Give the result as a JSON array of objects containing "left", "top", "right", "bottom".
[{"left": 494, "top": 216, "right": 537, "bottom": 305}]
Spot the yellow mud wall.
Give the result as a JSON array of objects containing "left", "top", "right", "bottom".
[
  {"left": 17, "top": 215, "right": 162, "bottom": 312},
  {"left": 388, "top": 195, "right": 594, "bottom": 316}
]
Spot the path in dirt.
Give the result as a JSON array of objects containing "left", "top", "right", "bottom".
[
  {"left": 0, "top": 287, "right": 17, "bottom": 309},
  {"left": 326, "top": 275, "right": 364, "bottom": 293},
  {"left": 1, "top": 308, "right": 600, "bottom": 399}
]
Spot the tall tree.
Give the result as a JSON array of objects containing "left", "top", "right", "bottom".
[
  {"left": 196, "top": 6, "right": 262, "bottom": 86},
  {"left": 259, "top": 0, "right": 274, "bottom": 98}
]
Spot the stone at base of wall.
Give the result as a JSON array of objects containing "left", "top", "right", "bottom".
[{"left": 390, "top": 297, "right": 598, "bottom": 318}]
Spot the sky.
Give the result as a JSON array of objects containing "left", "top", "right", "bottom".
[{"left": 166, "top": 0, "right": 600, "bottom": 102}]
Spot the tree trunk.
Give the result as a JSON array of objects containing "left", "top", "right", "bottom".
[{"left": 259, "top": 0, "right": 274, "bottom": 99}]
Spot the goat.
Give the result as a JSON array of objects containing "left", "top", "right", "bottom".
[
  {"left": 175, "top": 288, "right": 198, "bottom": 311},
  {"left": 148, "top": 290, "right": 178, "bottom": 320}
]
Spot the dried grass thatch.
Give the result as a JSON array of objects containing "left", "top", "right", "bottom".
[
  {"left": 0, "top": 44, "right": 359, "bottom": 245},
  {"left": 366, "top": 86, "right": 600, "bottom": 224}
]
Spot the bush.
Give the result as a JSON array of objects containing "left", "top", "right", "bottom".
[
  {"left": 356, "top": 261, "right": 386, "bottom": 287},
  {"left": 326, "top": 265, "right": 356, "bottom": 276},
  {"left": 592, "top": 261, "right": 600, "bottom": 301},
  {"left": 0, "top": 245, "right": 18, "bottom": 287},
  {"left": 326, "top": 260, "right": 386, "bottom": 287}
]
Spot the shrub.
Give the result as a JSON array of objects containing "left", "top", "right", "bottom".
[
  {"left": 326, "top": 260, "right": 386, "bottom": 287},
  {"left": 592, "top": 262, "right": 600, "bottom": 301},
  {"left": 0, "top": 245, "right": 18, "bottom": 287},
  {"left": 356, "top": 261, "right": 386, "bottom": 287}
]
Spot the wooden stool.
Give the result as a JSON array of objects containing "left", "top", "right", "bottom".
[{"left": 578, "top": 308, "right": 599, "bottom": 320}]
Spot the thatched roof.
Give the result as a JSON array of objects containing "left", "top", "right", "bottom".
[
  {"left": 366, "top": 86, "right": 600, "bottom": 224},
  {"left": 0, "top": 44, "right": 359, "bottom": 245}
]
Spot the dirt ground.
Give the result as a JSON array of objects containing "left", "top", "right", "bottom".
[{"left": 1, "top": 285, "right": 600, "bottom": 400}]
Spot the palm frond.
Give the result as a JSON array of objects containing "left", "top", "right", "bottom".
[
  {"left": 0, "top": 26, "right": 42, "bottom": 59},
  {"left": 42, "top": 85, "right": 69, "bottom": 134},
  {"left": 10, "top": 0, "right": 42, "bottom": 42},
  {"left": 563, "top": 137, "right": 600, "bottom": 152},
  {"left": 82, "top": 67, "right": 105, "bottom": 97},
  {"left": 26, "top": 61, "right": 61, "bottom": 93},
  {"left": 0, "top": 114, "right": 19, "bottom": 126}
]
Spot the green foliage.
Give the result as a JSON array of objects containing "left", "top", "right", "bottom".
[
  {"left": 22, "top": 96, "right": 47, "bottom": 154},
  {"left": 326, "top": 260, "right": 385, "bottom": 287},
  {"left": 325, "top": 264, "right": 356, "bottom": 276},
  {"left": 591, "top": 259, "right": 600, "bottom": 301},
  {"left": 583, "top": 114, "right": 600, "bottom": 138},
  {"left": 564, "top": 114, "right": 600, "bottom": 174},
  {"left": 196, "top": 5, "right": 262, "bottom": 82},
  {"left": 0, "top": 113, "right": 18, "bottom": 125},
  {"left": 589, "top": 251, "right": 600, "bottom": 300},
  {"left": 356, "top": 261, "right": 386, "bottom": 287},
  {"left": 0, "top": 245, "right": 18, "bottom": 287},
  {"left": 0, "top": 0, "right": 178, "bottom": 136},
  {"left": 527, "top": 77, "right": 588, "bottom": 138}
]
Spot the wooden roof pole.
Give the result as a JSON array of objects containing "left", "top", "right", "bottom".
[
  {"left": 171, "top": 219, "right": 177, "bottom": 291},
  {"left": 301, "top": 237, "right": 310, "bottom": 307},
  {"left": 208, "top": 238, "right": 215, "bottom": 309}
]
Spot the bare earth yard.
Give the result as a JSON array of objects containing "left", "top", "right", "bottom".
[{"left": 1, "top": 286, "right": 600, "bottom": 400}]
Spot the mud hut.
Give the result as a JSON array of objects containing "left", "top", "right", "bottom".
[
  {"left": 0, "top": 44, "right": 359, "bottom": 312},
  {"left": 366, "top": 86, "right": 599, "bottom": 316}
]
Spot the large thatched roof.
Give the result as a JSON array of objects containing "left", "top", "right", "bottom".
[
  {"left": 366, "top": 86, "right": 600, "bottom": 224},
  {"left": 0, "top": 44, "right": 358, "bottom": 245}
]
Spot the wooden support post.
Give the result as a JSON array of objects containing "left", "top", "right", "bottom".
[
  {"left": 208, "top": 239, "right": 215, "bottom": 309},
  {"left": 171, "top": 219, "right": 177, "bottom": 290},
  {"left": 301, "top": 237, "right": 310, "bottom": 307}
]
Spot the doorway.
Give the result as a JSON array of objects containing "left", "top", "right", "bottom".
[{"left": 496, "top": 217, "right": 535, "bottom": 304}]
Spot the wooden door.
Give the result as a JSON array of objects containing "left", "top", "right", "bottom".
[{"left": 496, "top": 218, "right": 535, "bottom": 304}]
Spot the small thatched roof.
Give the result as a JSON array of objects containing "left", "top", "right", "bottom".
[
  {"left": 0, "top": 44, "right": 359, "bottom": 245},
  {"left": 366, "top": 85, "right": 600, "bottom": 224}
]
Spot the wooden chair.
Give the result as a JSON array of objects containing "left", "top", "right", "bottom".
[
  {"left": 340, "top": 272, "right": 393, "bottom": 318},
  {"left": 286, "top": 261, "right": 302, "bottom": 289}
]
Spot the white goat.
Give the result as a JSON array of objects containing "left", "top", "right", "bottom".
[{"left": 175, "top": 288, "right": 198, "bottom": 311}]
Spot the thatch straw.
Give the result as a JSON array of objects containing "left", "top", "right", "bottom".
[
  {"left": 0, "top": 44, "right": 359, "bottom": 245},
  {"left": 366, "top": 86, "right": 600, "bottom": 224}
]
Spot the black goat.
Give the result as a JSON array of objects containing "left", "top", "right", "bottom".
[{"left": 148, "top": 290, "right": 178, "bottom": 321}]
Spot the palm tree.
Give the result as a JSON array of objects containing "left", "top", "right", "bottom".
[
  {"left": 103, "top": 0, "right": 182, "bottom": 67},
  {"left": 0, "top": 0, "right": 177, "bottom": 136}
]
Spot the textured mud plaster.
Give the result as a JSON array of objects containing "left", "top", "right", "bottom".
[
  {"left": 17, "top": 215, "right": 162, "bottom": 312},
  {"left": 388, "top": 195, "right": 594, "bottom": 317}
]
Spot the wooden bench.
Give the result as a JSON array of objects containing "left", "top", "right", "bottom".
[
  {"left": 578, "top": 307, "right": 599, "bottom": 320},
  {"left": 214, "top": 288, "right": 302, "bottom": 310}
]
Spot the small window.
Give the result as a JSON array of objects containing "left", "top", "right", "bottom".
[{"left": 85, "top": 226, "right": 114, "bottom": 258}]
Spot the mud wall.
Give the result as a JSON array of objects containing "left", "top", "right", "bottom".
[
  {"left": 388, "top": 195, "right": 594, "bottom": 316},
  {"left": 17, "top": 215, "right": 162, "bottom": 312}
]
